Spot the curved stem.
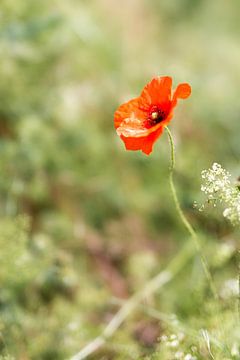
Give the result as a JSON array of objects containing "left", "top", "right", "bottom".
[
  {"left": 238, "top": 250, "right": 240, "bottom": 321},
  {"left": 69, "top": 127, "right": 219, "bottom": 360},
  {"left": 165, "top": 126, "right": 218, "bottom": 300}
]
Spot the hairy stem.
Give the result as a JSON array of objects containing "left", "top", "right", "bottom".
[
  {"left": 69, "top": 126, "right": 218, "bottom": 360},
  {"left": 238, "top": 250, "right": 240, "bottom": 321},
  {"left": 165, "top": 126, "right": 218, "bottom": 300}
]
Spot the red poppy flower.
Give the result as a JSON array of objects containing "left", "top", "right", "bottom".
[{"left": 114, "top": 76, "right": 191, "bottom": 155}]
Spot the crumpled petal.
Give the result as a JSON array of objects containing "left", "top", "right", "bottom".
[
  {"left": 172, "top": 83, "right": 191, "bottom": 107},
  {"left": 121, "top": 125, "right": 164, "bottom": 155},
  {"left": 114, "top": 97, "right": 146, "bottom": 129},
  {"left": 114, "top": 76, "right": 191, "bottom": 155}
]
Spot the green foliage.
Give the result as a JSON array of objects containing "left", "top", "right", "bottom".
[{"left": 0, "top": 0, "right": 239, "bottom": 359}]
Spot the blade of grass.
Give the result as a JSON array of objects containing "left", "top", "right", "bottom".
[{"left": 70, "top": 240, "right": 196, "bottom": 360}]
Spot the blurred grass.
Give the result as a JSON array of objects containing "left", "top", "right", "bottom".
[{"left": 0, "top": 0, "right": 239, "bottom": 359}]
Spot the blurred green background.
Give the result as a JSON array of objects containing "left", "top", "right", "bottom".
[{"left": 0, "top": 0, "right": 239, "bottom": 359}]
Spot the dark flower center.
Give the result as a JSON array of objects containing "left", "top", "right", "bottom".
[{"left": 146, "top": 105, "right": 166, "bottom": 127}]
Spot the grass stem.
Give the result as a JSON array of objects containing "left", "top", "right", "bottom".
[{"left": 70, "top": 241, "right": 196, "bottom": 360}]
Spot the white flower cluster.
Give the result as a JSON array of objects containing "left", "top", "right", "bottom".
[
  {"left": 160, "top": 333, "right": 197, "bottom": 360},
  {"left": 220, "top": 278, "right": 239, "bottom": 300},
  {"left": 200, "top": 163, "right": 240, "bottom": 226}
]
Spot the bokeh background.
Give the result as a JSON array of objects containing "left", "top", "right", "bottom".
[{"left": 0, "top": 0, "right": 239, "bottom": 359}]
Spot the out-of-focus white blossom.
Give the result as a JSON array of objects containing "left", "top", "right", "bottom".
[
  {"left": 174, "top": 351, "right": 184, "bottom": 359},
  {"left": 199, "top": 163, "right": 240, "bottom": 226},
  {"left": 184, "top": 354, "right": 197, "bottom": 360},
  {"left": 220, "top": 278, "right": 239, "bottom": 299},
  {"left": 161, "top": 331, "right": 199, "bottom": 360},
  {"left": 231, "top": 342, "right": 240, "bottom": 357}
]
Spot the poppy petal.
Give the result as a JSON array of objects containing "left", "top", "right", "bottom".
[
  {"left": 120, "top": 125, "right": 164, "bottom": 155},
  {"left": 172, "top": 83, "right": 191, "bottom": 107},
  {"left": 114, "top": 76, "right": 191, "bottom": 155},
  {"left": 114, "top": 97, "right": 146, "bottom": 129},
  {"left": 140, "top": 76, "right": 172, "bottom": 106}
]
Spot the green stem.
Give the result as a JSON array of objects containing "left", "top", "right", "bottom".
[
  {"left": 165, "top": 126, "right": 218, "bottom": 300},
  {"left": 69, "top": 127, "right": 219, "bottom": 360},
  {"left": 238, "top": 250, "right": 240, "bottom": 321}
]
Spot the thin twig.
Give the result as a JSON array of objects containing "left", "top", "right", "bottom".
[
  {"left": 69, "top": 241, "right": 196, "bottom": 360},
  {"left": 70, "top": 126, "right": 218, "bottom": 360},
  {"left": 112, "top": 299, "right": 224, "bottom": 351}
]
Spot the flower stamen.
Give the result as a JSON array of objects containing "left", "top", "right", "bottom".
[
  {"left": 144, "top": 106, "right": 167, "bottom": 128},
  {"left": 151, "top": 111, "right": 159, "bottom": 120}
]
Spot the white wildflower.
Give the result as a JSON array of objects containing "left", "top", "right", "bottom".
[
  {"left": 220, "top": 278, "right": 239, "bottom": 299},
  {"left": 170, "top": 340, "right": 180, "bottom": 348},
  {"left": 175, "top": 351, "right": 184, "bottom": 359},
  {"left": 199, "top": 163, "right": 240, "bottom": 226},
  {"left": 166, "top": 333, "right": 180, "bottom": 348},
  {"left": 160, "top": 334, "right": 168, "bottom": 342},
  {"left": 184, "top": 354, "right": 197, "bottom": 360},
  {"left": 231, "top": 342, "right": 240, "bottom": 357}
]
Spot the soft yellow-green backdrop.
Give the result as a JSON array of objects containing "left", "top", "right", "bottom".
[{"left": 0, "top": 1, "right": 239, "bottom": 359}]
